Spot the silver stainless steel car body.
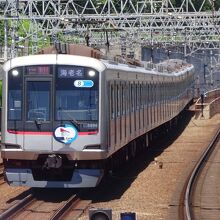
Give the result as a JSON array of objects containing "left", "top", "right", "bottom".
[{"left": 1, "top": 55, "right": 194, "bottom": 188}]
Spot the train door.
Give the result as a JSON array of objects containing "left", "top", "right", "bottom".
[
  {"left": 109, "top": 81, "right": 116, "bottom": 149},
  {"left": 125, "top": 82, "right": 130, "bottom": 143},
  {"left": 152, "top": 82, "right": 156, "bottom": 126},
  {"left": 23, "top": 78, "right": 53, "bottom": 151},
  {"left": 130, "top": 83, "right": 135, "bottom": 140},
  {"left": 126, "top": 82, "right": 131, "bottom": 142},
  {"left": 158, "top": 82, "right": 161, "bottom": 124},
  {"left": 148, "top": 82, "right": 152, "bottom": 129},
  {"left": 7, "top": 67, "right": 24, "bottom": 147},
  {"left": 121, "top": 82, "right": 126, "bottom": 145},
  {"left": 115, "top": 82, "right": 121, "bottom": 148},
  {"left": 146, "top": 83, "right": 150, "bottom": 130},
  {"left": 154, "top": 81, "right": 158, "bottom": 125},
  {"left": 165, "top": 82, "right": 169, "bottom": 120},
  {"left": 135, "top": 83, "right": 140, "bottom": 136},
  {"left": 156, "top": 82, "right": 159, "bottom": 125},
  {"left": 161, "top": 81, "right": 164, "bottom": 123},
  {"left": 140, "top": 83, "right": 144, "bottom": 134}
]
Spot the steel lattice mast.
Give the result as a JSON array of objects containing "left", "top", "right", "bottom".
[{"left": 0, "top": 0, "right": 220, "bottom": 59}]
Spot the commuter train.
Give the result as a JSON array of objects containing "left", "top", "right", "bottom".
[{"left": 0, "top": 53, "right": 194, "bottom": 188}]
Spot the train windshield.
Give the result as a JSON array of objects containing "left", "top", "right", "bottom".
[{"left": 55, "top": 65, "right": 99, "bottom": 131}]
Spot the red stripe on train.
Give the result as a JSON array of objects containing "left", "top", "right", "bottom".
[{"left": 7, "top": 130, "right": 98, "bottom": 135}]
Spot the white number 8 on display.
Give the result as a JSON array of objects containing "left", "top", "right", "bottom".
[{"left": 74, "top": 80, "right": 94, "bottom": 88}]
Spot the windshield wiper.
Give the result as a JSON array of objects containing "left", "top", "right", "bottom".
[
  {"left": 34, "top": 119, "right": 42, "bottom": 130},
  {"left": 68, "top": 118, "right": 80, "bottom": 131},
  {"left": 58, "top": 107, "right": 80, "bottom": 131}
]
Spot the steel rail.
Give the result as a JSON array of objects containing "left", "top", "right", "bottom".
[
  {"left": 184, "top": 128, "right": 220, "bottom": 220},
  {"left": 50, "top": 194, "right": 80, "bottom": 220},
  {"left": 0, "top": 194, "right": 35, "bottom": 220}
]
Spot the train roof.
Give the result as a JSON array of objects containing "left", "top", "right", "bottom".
[
  {"left": 102, "top": 58, "right": 194, "bottom": 77},
  {"left": 3, "top": 54, "right": 193, "bottom": 78},
  {"left": 3, "top": 54, "right": 106, "bottom": 73}
]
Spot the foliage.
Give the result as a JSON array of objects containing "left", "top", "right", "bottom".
[{"left": 164, "top": 0, "right": 219, "bottom": 10}]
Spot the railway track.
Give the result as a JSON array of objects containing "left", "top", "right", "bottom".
[
  {"left": 180, "top": 127, "right": 220, "bottom": 220},
  {"left": 0, "top": 190, "right": 91, "bottom": 220},
  {"left": 0, "top": 194, "right": 35, "bottom": 220}
]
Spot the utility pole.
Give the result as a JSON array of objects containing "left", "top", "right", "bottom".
[{"left": 4, "top": 19, "right": 8, "bottom": 61}]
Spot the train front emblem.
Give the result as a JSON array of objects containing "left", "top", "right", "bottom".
[{"left": 53, "top": 124, "right": 78, "bottom": 144}]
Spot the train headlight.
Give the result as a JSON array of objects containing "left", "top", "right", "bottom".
[
  {"left": 89, "top": 208, "right": 112, "bottom": 220},
  {"left": 12, "top": 69, "right": 19, "bottom": 77},
  {"left": 88, "top": 70, "right": 96, "bottom": 77}
]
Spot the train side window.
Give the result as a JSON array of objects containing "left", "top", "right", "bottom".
[
  {"left": 135, "top": 84, "right": 137, "bottom": 110},
  {"left": 131, "top": 84, "right": 134, "bottom": 112},
  {"left": 134, "top": 84, "right": 136, "bottom": 110},
  {"left": 140, "top": 84, "right": 143, "bottom": 108},
  {"left": 120, "top": 83, "right": 123, "bottom": 115},
  {"left": 125, "top": 83, "right": 128, "bottom": 114},
  {"left": 147, "top": 83, "right": 150, "bottom": 104},
  {"left": 158, "top": 82, "right": 160, "bottom": 102},
  {"left": 166, "top": 82, "right": 168, "bottom": 100},
  {"left": 128, "top": 83, "right": 131, "bottom": 114},
  {"left": 145, "top": 83, "right": 147, "bottom": 106},
  {"left": 110, "top": 83, "right": 114, "bottom": 119},
  {"left": 152, "top": 83, "right": 155, "bottom": 103},
  {"left": 142, "top": 83, "right": 145, "bottom": 106},
  {"left": 159, "top": 82, "right": 162, "bottom": 102},
  {"left": 121, "top": 84, "right": 123, "bottom": 115},
  {"left": 116, "top": 83, "right": 120, "bottom": 117},
  {"left": 140, "top": 84, "right": 143, "bottom": 109},
  {"left": 136, "top": 84, "right": 138, "bottom": 110},
  {"left": 152, "top": 82, "right": 154, "bottom": 104},
  {"left": 122, "top": 83, "right": 126, "bottom": 115}
]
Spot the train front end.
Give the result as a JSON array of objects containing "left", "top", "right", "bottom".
[{"left": 1, "top": 54, "right": 107, "bottom": 188}]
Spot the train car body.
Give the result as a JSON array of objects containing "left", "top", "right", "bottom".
[{"left": 0, "top": 54, "right": 194, "bottom": 188}]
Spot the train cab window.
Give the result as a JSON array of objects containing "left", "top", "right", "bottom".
[
  {"left": 26, "top": 81, "right": 50, "bottom": 121},
  {"left": 8, "top": 67, "right": 23, "bottom": 120}
]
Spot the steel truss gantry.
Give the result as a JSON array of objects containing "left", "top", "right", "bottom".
[{"left": 0, "top": 0, "right": 220, "bottom": 60}]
